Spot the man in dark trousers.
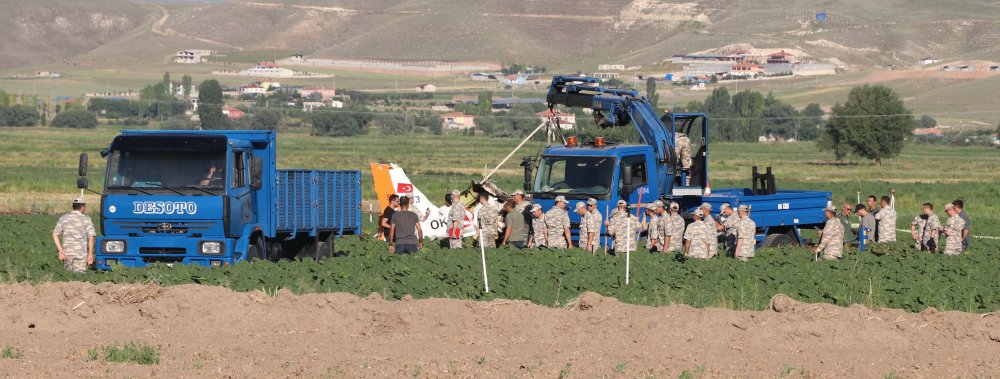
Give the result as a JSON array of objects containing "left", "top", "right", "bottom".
[
  {"left": 388, "top": 196, "right": 423, "bottom": 254},
  {"left": 378, "top": 194, "right": 399, "bottom": 240}
]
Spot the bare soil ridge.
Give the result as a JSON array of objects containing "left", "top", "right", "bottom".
[{"left": 2, "top": 282, "right": 1000, "bottom": 377}]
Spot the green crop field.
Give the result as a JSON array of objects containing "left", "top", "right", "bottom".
[{"left": 2, "top": 127, "right": 998, "bottom": 313}]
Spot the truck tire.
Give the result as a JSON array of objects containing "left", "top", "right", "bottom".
[
  {"left": 247, "top": 239, "right": 265, "bottom": 263},
  {"left": 763, "top": 233, "right": 796, "bottom": 248}
]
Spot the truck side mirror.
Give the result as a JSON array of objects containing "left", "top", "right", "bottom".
[
  {"left": 251, "top": 156, "right": 263, "bottom": 190},
  {"left": 78, "top": 153, "right": 88, "bottom": 177},
  {"left": 621, "top": 165, "right": 634, "bottom": 195},
  {"left": 77, "top": 177, "right": 89, "bottom": 190}
]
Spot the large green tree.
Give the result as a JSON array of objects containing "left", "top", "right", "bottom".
[
  {"left": 645, "top": 77, "right": 660, "bottom": 114},
  {"left": 818, "top": 85, "right": 915, "bottom": 165},
  {"left": 182, "top": 75, "right": 193, "bottom": 98},
  {"left": 51, "top": 109, "right": 98, "bottom": 129},
  {"left": 476, "top": 92, "right": 493, "bottom": 117},
  {"left": 197, "top": 79, "right": 228, "bottom": 130}
]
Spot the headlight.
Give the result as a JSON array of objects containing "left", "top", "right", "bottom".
[
  {"left": 199, "top": 241, "right": 223, "bottom": 255},
  {"left": 103, "top": 240, "right": 125, "bottom": 254}
]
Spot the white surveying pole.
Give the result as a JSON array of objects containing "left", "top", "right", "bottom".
[
  {"left": 479, "top": 227, "right": 490, "bottom": 293},
  {"left": 625, "top": 218, "right": 631, "bottom": 285}
]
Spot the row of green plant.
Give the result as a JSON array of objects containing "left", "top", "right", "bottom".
[
  {"left": 1, "top": 342, "right": 158, "bottom": 364},
  {"left": 5, "top": 215, "right": 1000, "bottom": 313}
]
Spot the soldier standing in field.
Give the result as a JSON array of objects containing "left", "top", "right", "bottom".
[
  {"left": 544, "top": 196, "right": 572, "bottom": 249},
  {"left": 574, "top": 202, "right": 590, "bottom": 250},
  {"left": 911, "top": 213, "right": 928, "bottom": 250},
  {"left": 476, "top": 193, "right": 500, "bottom": 248},
  {"left": 528, "top": 204, "right": 547, "bottom": 248},
  {"left": 611, "top": 203, "right": 639, "bottom": 254},
  {"left": 813, "top": 205, "right": 844, "bottom": 260},
  {"left": 52, "top": 197, "right": 96, "bottom": 273},
  {"left": 684, "top": 208, "right": 710, "bottom": 259},
  {"left": 606, "top": 200, "right": 627, "bottom": 248},
  {"left": 640, "top": 203, "right": 660, "bottom": 251},
  {"left": 839, "top": 201, "right": 854, "bottom": 245},
  {"left": 500, "top": 200, "right": 528, "bottom": 248},
  {"left": 734, "top": 205, "right": 756, "bottom": 261},
  {"left": 951, "top": 199, "right": 969, "bottom": 251},
  {"left": 662, "top": 202, "right": 685, "bottom": 253},
  {"left": 700, "top": 203, "right": 720, "bottom": 257},
  {"left": 719, "top": 203, "right": 738, "bottom": 256},
  {"left": 583, "top": 198, "right": 602, "bottom": 254},
  {"left": 447, "top": 190, "right": 465, "bottom": 249},
  {"left": 919, "top": 203, "right": 941, "bottom": 252},
  {"left": 942, "top": 203, "right": 966, "bottom": 255},
  {"left": 874, "top": 196, "right": 896, "bottom": 243}
]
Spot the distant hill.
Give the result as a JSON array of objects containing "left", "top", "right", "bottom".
[{"left": 2, "top": 0, "right": 999, "bottom": 70}]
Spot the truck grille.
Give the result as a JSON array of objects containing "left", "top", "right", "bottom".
[
  {"left": 112, "top": 221, "right": 215, "bottom": 234},
  {"left": 139, "top": 247, "right": 187, "bottom": 255}
]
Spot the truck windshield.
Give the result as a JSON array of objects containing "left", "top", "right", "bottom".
[
  {"left": 106, "top": 150, "right": 226, "bottom": 194},
  {"left": 533, "top": 156, "right": 614, "bottom": 198}
]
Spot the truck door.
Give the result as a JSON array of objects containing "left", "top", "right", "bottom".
[
  {"left": 618, "top": 155, "right": 651, "bottom": 205},
  {"left": 227, "top": 150, "right": 254, "bottom": 236}
]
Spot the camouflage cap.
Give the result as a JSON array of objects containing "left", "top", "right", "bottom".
[
  {"left": 700, "top": 202, "right": 712, "bottom": 210},
  {"left": 693, "top": 208, "right": 704, "bottom": 217},
  {"left": 653, "top": 200, "right": 664, "bottom": 208},
  {"left": 719, "top": 203, "right": 731, "bottom": 210},
  {"left": 512, "top": 189, "right": 525, "bottom": 196},
  {"left": 587, "top": 198, "right": 598, "bottom": 205},
  {"left": 617, "top": 199, "right": 627, "bottom": 206},
  {"left": 531, "top": 204, "right": 543, "bottom": 212},
  {"left": 737, "top": 204, "right": 749, "bottom": 212},
  {"left": 575, "top": 202, "right": 587, "bottom": 210},
  {"left": 945, "top": 203, "right": 955, "bottom": 211},
  {"left": 824, "top": 205, "right": 837, "bottom": 213},
  {"left": 645, "top": 203, "right": 657, "bottom": 210},
  {"left": 669, "top": 202, "right": 680, "bottom": 210},
  {"left": 555, "top": 195, "right": 566, "bottom": 203},
  {"left": 72, "top": 197, "right": 86, "bottom": 205}
]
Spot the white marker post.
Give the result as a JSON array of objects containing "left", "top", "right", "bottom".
[
  {"left": 479, "top": 227, "right": 490, "bottom": 293},
  {"left": 625, "top": 218, "right": 631, "bottom": 285}
]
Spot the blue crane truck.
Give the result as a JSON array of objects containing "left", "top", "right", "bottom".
[
  {"left": 529, "top": 76, "right": 831, "bottom": 247},
  {"left": 78, "top": 130, "right": 362, "bottom": 269}
]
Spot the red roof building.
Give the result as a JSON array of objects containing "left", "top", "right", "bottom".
[
  {"left": 222, "top": 106, "right": 244, "bottom": 120},
  {"left": 767, "top": 51, "right": 795, "bottom": 64}
]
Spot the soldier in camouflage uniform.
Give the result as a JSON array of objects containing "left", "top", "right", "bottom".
[
  {"left": 718, "top": 204, "right": 739, "bottom": 256},
  {"left": 700, "top": 203, "right": 720, "bottom": 258},
  {"left": 874, "top": 196, "right": 896, "bottom": 243},
  {"left": 734, "top": 205, "right": 756, "bottom": 261},
  {"left": 675, "top": 132, "right": 692, "bottom": 170},
  {"left": 813, "top": 205, "right": 844, "bottom": 260},
  {"left": 574, "top": 202, "right": 590, "bottom": 250},
  {"left": 641, "top": 203, "right": 660, "bottom": 251},
  {"left": 911, "top": 214, "right": 927, "bottom": 250},
  {"left": 447, "top": 191, "right": 466, "bottom": 249},
  {"left": 583, "top": 198, "right": 602, "bottom": 254},
  {"left": 942, "top": 203, "right": 965, "bottom": 255},
  {"left": 52, "top": 197, "right": 96, "bottom": 273},
  {"left": 544, "top": 196, "right": 572, "bottom": 249},
  {"left": 528, "top": 204, "right": 547, "bottom": 248},
  {"left": 660, "top": 202, "right": 685, "bottom": 253},
  {"left": 477, "top": 193, "right": 500, "bottom": 248},
  {"left": 920, "top": 203, "right": 941, "bottom": 252},
  {"left": 606, "top": 199, "right": 627, "bottom": 247},
  {"left": 684, "top": 209, "right": 711, "bottom": 259},
  {"left": 611, "top": 204, "right": 639, "bottom": 253}
]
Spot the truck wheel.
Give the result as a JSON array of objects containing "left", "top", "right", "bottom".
[
  {"left": 763, "top": 233, "right": 796, "bottom": 248},
  {"left": 315, "top": 241, "right": 333, "bottom": 259},
  {"left": 247, "top": 240, "right": 265, "bottom": 263}
]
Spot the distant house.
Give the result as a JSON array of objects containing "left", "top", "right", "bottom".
[
  {"left": 290, "top": 53, "right": 305, "bottom": 61},
  {"left": 416, "top": 84, "right": 437, "bottom": 92},
  {"left": 239, "top": 84, "right": 266, "bottom": 95},
  {"left": 591, "top": 72, "right": 620, "bottom": 81},
  {"left": 766, "top": 51, "right": 795, "bottom": 64},
  {"left": 500, "top": 75, "right": 527, "bottom": 86},
  {"left": 730, "top": 63, "right": 764, "bottom": 76},
  {"left": 175, "top": 49, "right": 213, "bottom": 64},
  {"left": 298, "top": 86, "right": 336, "bottom": 100},
  {"left": 222, "top": 106, "right": 244, "bottom": 120},
  {"left": 329, "top": 100, "right": 344, "bottom": 108},
  {"left": 991, "top": 133, "right": 999, "bottom": 145},
  {"left": 442, "top": 112, "right": 475, "bottom": 129},
  {"left": 598, "top": 64, "right": 625, "bottom": 71},
  {"left": 246, "top": 62, "right": 295, "bottom": 77},
  {"left": 303, "top": 102, "right": 325, "bottom": 112},
  {"left": 912, "top": 128, "right": 943, "bottom": 138},
  {"left": 919, "top": 57, "right": 941, "bottom": 65},
  {"left": 689, "top": 82, "right": 707, "bottom": 91},
  {"left": 537, "top": 110, "right": 576, "bottom": 130}
]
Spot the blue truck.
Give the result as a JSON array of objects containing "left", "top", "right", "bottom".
[
  {"left": 79, "top": 130, "right": 362, "bottom": 269},
  {"left": 529, "top": 76, "right": 831, "bottom": 247}
]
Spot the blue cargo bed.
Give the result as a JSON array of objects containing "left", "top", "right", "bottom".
[{"left": 276, "top": 170, "right": 362, "bottom": 237}]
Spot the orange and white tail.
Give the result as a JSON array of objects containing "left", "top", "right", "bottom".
[{"left": 370, "top": 163, "right": 476, "bottom": 240}]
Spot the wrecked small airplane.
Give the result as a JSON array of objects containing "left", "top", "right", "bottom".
[{"left": 370, "top": 163, "right": 506, "bottom": 241}]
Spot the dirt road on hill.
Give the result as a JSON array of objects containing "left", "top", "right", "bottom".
[{"left": 2, "top": 283, "right": 1000, "bottom": 378}]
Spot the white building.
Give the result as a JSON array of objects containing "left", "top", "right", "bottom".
[
  {"left": 175, "top": 50, "right": 213, "bottom": 64},
  {"left": 244, "top": 62, "right": 295, "bottom": 78},
  {"left": 919, "top": 57, "right": 942, "bottom": 65},
  {"left": 416, "top": 84, "right": 437, "bottom": 92},
  {"left": 598, "top": 64, "right": 626, "bottom": 71}
]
